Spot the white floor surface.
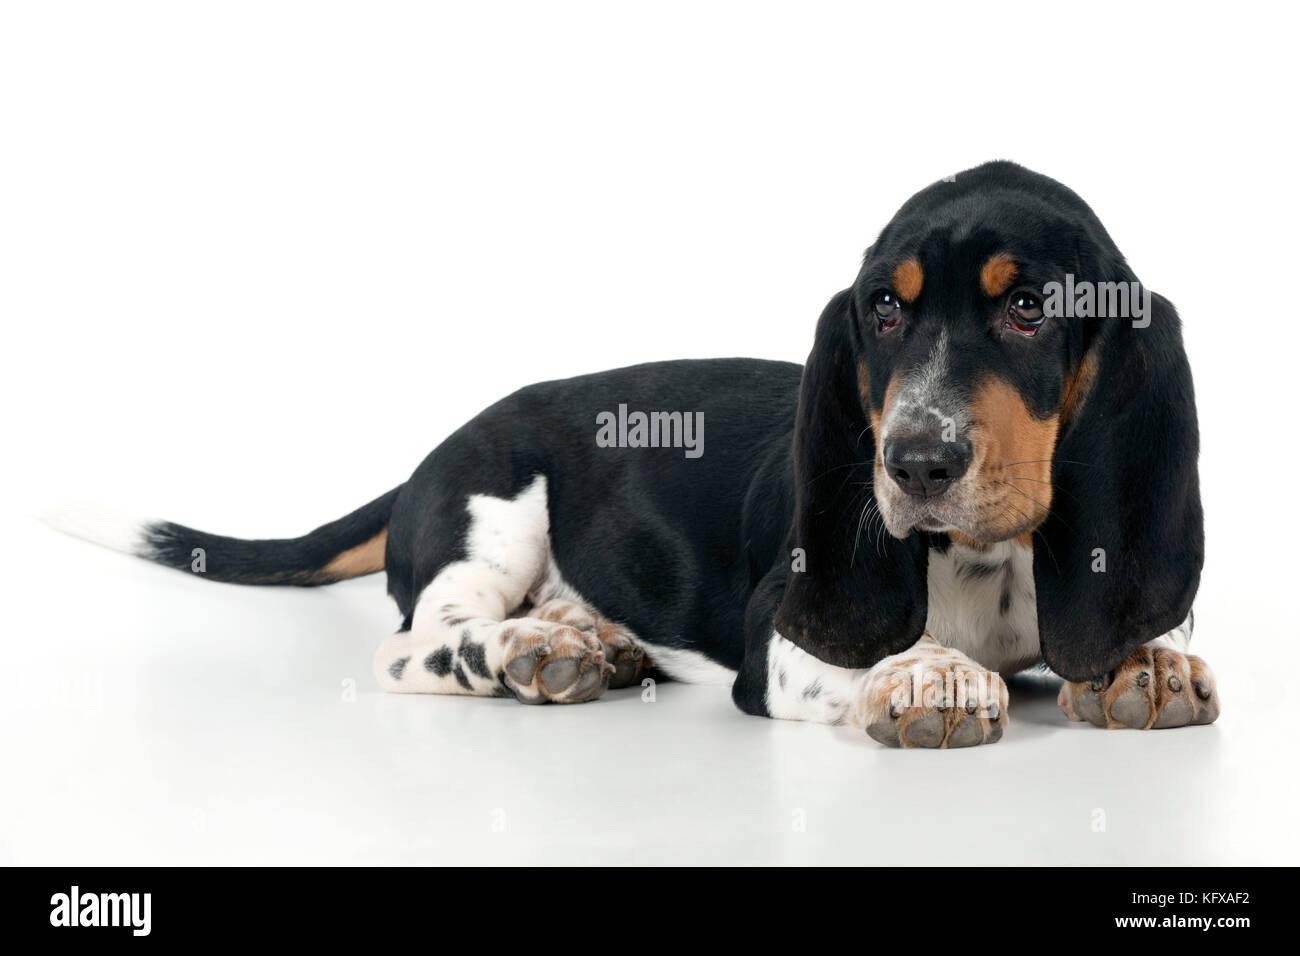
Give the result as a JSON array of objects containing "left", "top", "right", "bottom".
[{"left": 2, "top": 512, "right": 1294, "bottom": 867}]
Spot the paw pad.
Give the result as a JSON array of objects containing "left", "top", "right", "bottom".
[
  {"left": 855, "top": 639, "right": 1009, "bottom": 749},
  {"left": 500, "top": 621, "right": 611, "bottom": 704},
  {"left": 1059, "top": 647, "right": 1219, "bottom": 730}
]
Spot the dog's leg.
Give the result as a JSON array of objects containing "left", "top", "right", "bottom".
[
  {"left": 373, "top": 550, "right": 540, "bottom": 698},
  {"left": 1056, "top": 612, "right": 1220, "bottom": 729},
  {"left": 372, "top": 475, "right": 633, "bottom": 704},
  {"left": 372, "top": 475, "right": 553, "bottom": 699},
  {"left": 762, "top": 632, "right": 1008, "bottom": 748},
  {"left": 849, "top": 635, "right": 1009, "bottom": 747},
  {"left": 375, "top": 579, "right": 655, "bottom": 703},
  {"left": 374, "top": 595, "right": 637, "bottom": 704}
]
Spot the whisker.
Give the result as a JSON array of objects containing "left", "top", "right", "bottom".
[
  {"left": 805, "top": 459, "right": 873, "bottom": 491},
  {"left": 1004, "top": 458, "right": 1093, "bottom": 469},
  {"left": 994, "top": 479, "right": 1051, "bottom": 513},
  {"left": 850, "top": 497, "right": 873, "bottom": 567},
  {"left": 863, "top": 498, "right": 887, "bottom": 559},
  {"left": 993, "top": 479, "right": 1079, "bottom": 549},
  {"left": 1033, "top": 524, "right": 1061, "bottom": 575},
  {"left": 811, "top": 462, "right": 873, "bottom": 515},
  {"left": 999, "top": 503, "right": 1062, "bottom": 575},
  {"left": 998, "top": 472, "right": 1082, "bottom": 505},
  {"left": 995, "top": 478, "right": 1078, "bottom": 531},
  {"left": 998, "top": 497, "right": 1036, "bottom": 528}
]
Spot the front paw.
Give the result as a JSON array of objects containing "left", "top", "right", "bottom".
[
  {"left": 1058, "top": 646, "right": 1220, "bottom": 729},
  {"left": 850, "top": 636, "right": 1009, "bottom": 748}
]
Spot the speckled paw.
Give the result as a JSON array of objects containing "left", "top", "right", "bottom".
[
  {"left": 1058, "top": 646, "right": 1219, "bottom": 729},
  {"left": 850, "top": 636, "right": 1009, "bottom": 749},
  {"left": 529, "top": 598, "right": 647, "bottom": 690},
  {"left": 498, "top": 618, "right": 614, "bottom": 704}
]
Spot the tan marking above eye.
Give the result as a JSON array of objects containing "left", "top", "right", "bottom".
[
  {"left": 892, "top": 258, "right": 924, "bottom": 302},
  {"left": 980, "top": 254, "right": 1019, "bottom": 298}
]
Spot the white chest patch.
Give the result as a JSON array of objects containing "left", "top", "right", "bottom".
[{"left": 924, "top": 540, "right": 1041, "bottom": 675}]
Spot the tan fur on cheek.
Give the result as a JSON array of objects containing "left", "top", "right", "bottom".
[
  {"left": 870, "top": 374, "right": 906, "bottom": 522},
  {"left": 859, "top": 360, "right": 882, "bottom": 460},
  {"left": 968, "top": 379, "right": 1059, "bottom": 537},
  {"left": 1061, "top": 349, "right": 1100, "bottom": 425},
  {"left": 948, "top": 530, "right": 989, "bottom": 551},
  {"left": 869, "top": 374, "right": 904, "bottom": 453},
  {"left": 948, "top": 530, "right": 1033, "bottom": 552}
]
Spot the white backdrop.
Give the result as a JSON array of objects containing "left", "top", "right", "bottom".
[{"left": 2, "top": 1, "right": 1297, "bottom": 865}]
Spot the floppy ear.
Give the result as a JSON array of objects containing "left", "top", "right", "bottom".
[
  {"left": 773, "top": 290, "right": 930, "bottom": 668},
  {"left": 1034, "top": 292, "right": 1204, "bottom": 681}
]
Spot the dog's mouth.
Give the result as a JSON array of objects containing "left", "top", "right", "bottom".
[
  {"left": 878, "top": 492, "right": 967, "bottom": 539},
  {"left": 913, "top": 516, "right": 955, "bottom": 533},
  {"left": 874, "top": 480, "right": 1044, "bottom": 545}
]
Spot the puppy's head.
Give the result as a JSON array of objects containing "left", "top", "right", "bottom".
[
  {"left": 858, "top": 168, "right": 1098, "bottom": 545},
  {"left": 776, "top": 161, "right": 1203, "bottom": 680}
]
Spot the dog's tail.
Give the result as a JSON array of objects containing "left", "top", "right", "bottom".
[{"left": 42, "top": 487, "right": 403, "bottom": 586}]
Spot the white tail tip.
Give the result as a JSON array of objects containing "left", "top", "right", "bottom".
[{"left": 41, "top": 502, "right": 154, "bottom": 556}]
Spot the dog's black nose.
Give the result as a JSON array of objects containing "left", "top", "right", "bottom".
[{"left": 883, "top": 436, "right": 972, "bottom": 498}]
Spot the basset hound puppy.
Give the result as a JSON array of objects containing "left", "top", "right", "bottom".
[{"left": 49, "top": 161, "right": 1217, "bottom": 747}]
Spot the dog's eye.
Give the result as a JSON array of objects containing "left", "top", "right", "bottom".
[
  {"left": 873, "top": 293, "right": 902, "bottom": 331},
  {"left": 1006, "top": 293, "right": 1044, "bottom": 336}
]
